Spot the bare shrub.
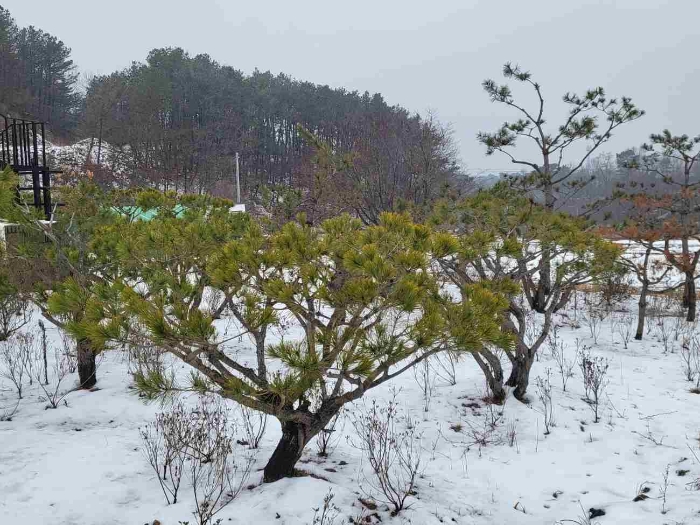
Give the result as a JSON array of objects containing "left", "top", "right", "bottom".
[
  {"left": 483, "top": 395, "right": 506, "bottom": 430},
  {"left": 59, "top": 331, "right": 77, "bottom": 374},
  {"left": 140, "top": 401, "right": 189, "bottom": 505},
  {"left": 680, "top": 336, "right": 697, "bottom": 382},
  {"left": 551, "top": 338, "right": 575, "bottom": 392},
  {"left": 647, "top": 294, "right": 676, "bottom": 333},
  {"left": 615, "top": 313, "right": 634, "bottom": 350},
  {"left": 631, "top": 420, "right": 666, "bottom": 446},
  {"left": 672, "top": 314, "right": 685, "bottom": 341},
  {"left": 0, "top": 332, "right": 35, "bottom": 398},
  {"left": 657, "top": 317, "right": 673, "bottom": 354},
  {"left": 140, "top": 397, "right": 253, "bottom": 525},
  {"left": 21, "top": 332, "right": 37, "bottom": 386},
  {"left": 316, "top": 409, "right": 344, "bottom": 458},
  {"left": 350, "top": 396, "right": 423, "bottom": 515},
  {"left": 128, "top": 337, "right": 166, "bottom": 378},
  {"left": 546, "top": 325, "right": 561, "bottom": 359},
  {"left": 412, "top": 353, "right": 435, "bottom": 413},
  {"left": 579, "top": 352, "right": 609, "bottom": 423},
  {"left": 535, "top": 368, "right": 555, "bottom": 435},
  {"left": 238, "top": 404, "right": 267, "bottom": 449},
  {"left": 433, "top": 350, "right": 458, "bottom": 386},
  {"left": 458, "top": 401, "right": 506, "bottom": 456},
  {"left": 310, "top": 489, "right": 340, "bottom": 525},
  {"left": 575, "top": 340, "right": 592, "bottom": 399},
  {"left": 34, "top": 344, "right": 74, "bottom": 409},
  {"left": 185, "top": 397, "right": 237, "bottom": 464},
  {"left": 583, "top": 301, "right": 604, "bottom": 344},
  {"left": 188, "top": 435, "right": 251, "bottom": 525},
  {"left": 0, "top": 287, "right": 31, "bottom": 342},
  {"left": 660, "top": 464, "right": 670, "bottom": 515},
  {"left": 600, "top": 269, "right": 632, "bottom": 311},
  {"left": 506, "top": 419, "right": 518, "bottom": 449}
]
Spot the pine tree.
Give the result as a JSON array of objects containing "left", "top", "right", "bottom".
[
  {"left": 71, "top": 199, "right": 508, "bottom": 482},
  {"left": 0, "top": 168, "right": 122, "bottom": 388},
  {"left": 0, "top": 6, "right": 79, "bottom": 134},
  {"left": 432, "top": 184, "right": 621, "bottom": 401},
  {"left": 478, "top": 63, "right": 643, "bottom": 315}
]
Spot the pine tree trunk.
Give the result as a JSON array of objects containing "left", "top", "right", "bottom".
[
  {"left": 686, "top": 272, "right": 696, "bottom": 322},
  {"left": 263, "top": 420, "right": 311, "bottom": 483},
  {"left": 635, "top": 284, "right": 648, "bottom": 340},
  {"left": 506, "top": 354, "right": 533, "bottom": 402},
  {"left": 505, "top": 359, "right": 519, "bottom": 387},
  {"left": 533, "top": 281, "right": 548, "bottom": 314},
  {"left": 533, "top": 178, "right": 555, "bottom": 314},
  {"left": 77, "top": 338, "right": 97, "bottom": 389},
  {"left": 472, "top": 350, "right": 506, "bottom": 404},
  {"left": 486, "top": 373, "right": 506, "bottom": 405}
]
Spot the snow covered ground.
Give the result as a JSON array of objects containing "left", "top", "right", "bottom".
[{"left": 1, "top": 297, "right": 700, "bottom": 525}]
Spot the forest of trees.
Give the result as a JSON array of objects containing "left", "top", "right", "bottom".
[
  {"left": 80, "top": 48, "right": 463, "bottom": 218},
  {"left": 5, "top": 4, "right": 694, "bottom": 226},
  {"left": 0, "top": 6, "right": 463, "bottom": 223}
]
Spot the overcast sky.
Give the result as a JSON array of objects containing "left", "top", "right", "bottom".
[{"left": 4, "top": 0, "right": 698, "bottom": 173}]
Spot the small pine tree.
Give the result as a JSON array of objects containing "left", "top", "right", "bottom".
[
  {"left": 432, "top": 185, "right": 621, "bottom": 401},
  {"left": 74, "top": 197, "right": 508, "bottom": 483}
]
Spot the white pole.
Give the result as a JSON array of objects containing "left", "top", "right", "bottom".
[{"left": 235, "top": 152, "right": 241, "bottom": 204}]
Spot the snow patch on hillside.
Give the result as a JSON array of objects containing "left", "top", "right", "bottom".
[{"left": 47, "top": 139, "right": 133, "bottom": 178}]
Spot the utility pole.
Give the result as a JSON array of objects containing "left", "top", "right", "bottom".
[{"left": 235, "top": 152, "right": 241, "bottom": 204}]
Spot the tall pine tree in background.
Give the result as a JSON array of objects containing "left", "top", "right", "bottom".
[
  {"left": 478, "top": 63, "right": 643, "bottom": 315},
  {"left": 0, "top": 6, "right": 79, "bottom": 136}
]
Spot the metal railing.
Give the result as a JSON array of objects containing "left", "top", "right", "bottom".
[{"left": 0, "top": 114, "right": 53, "bottom": 219}]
